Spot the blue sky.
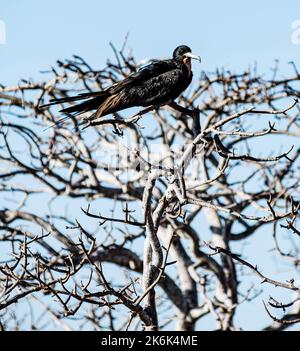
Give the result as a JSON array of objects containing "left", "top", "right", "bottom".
[
  {"left": 1, "top": 0, "right": 300, "bottom": 85},
  {"left": 1, "top": 0, "right": 300, "bottom": 331}
]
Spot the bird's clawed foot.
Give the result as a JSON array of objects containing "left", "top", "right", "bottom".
[{"left": 131, "top": 105, "right": 156, "bottom": 123}]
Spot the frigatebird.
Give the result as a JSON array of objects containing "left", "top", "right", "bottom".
[{"left": 41, "top": 45, "right": 201, "bottom": 123}]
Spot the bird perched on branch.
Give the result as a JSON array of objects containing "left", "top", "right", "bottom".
[{"left": 40, "top": 45, "right": 201, "bottom": 123}]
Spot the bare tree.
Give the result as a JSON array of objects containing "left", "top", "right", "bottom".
[{"left": 1, "top": 42, "right": 300, "bottom": 331}]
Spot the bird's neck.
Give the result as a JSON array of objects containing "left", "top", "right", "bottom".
[{"left": 183, "top": 57, "right": 192, "bottom": 77}]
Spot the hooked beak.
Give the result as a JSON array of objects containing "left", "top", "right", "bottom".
[{"left": 184, "top": 52, "right": 202, "bottom": 63}]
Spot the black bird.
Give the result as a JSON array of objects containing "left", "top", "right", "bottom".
[{"left": 41, "top": 45, "right": 201, "bottom": 123}]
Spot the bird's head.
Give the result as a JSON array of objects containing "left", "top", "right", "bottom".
[{"left": 173, "top": 45, "right": 201, "bottom": 65}]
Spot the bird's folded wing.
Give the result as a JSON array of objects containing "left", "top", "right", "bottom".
[
  {"left": 108, "top": 59, "right": 176, "bottom": 94},
  {"left": 39, "top": 60, "right": 174, "bottom": 109}
]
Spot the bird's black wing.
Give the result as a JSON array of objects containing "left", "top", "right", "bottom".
[
  {"left": 131, "top": 67, "right": 192, "bottom": 106},
  {"left": 86, "top": 60, "right": 180, "bottom": 119},
  {"left": 39, "top": 60, "right": 175, "bottom": 110},
  {"left": 107, "top": 59, "right": 177, "bottom": 94},
  {"left": 117, "top": 60, "right": 191, "bottom": 106}
]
